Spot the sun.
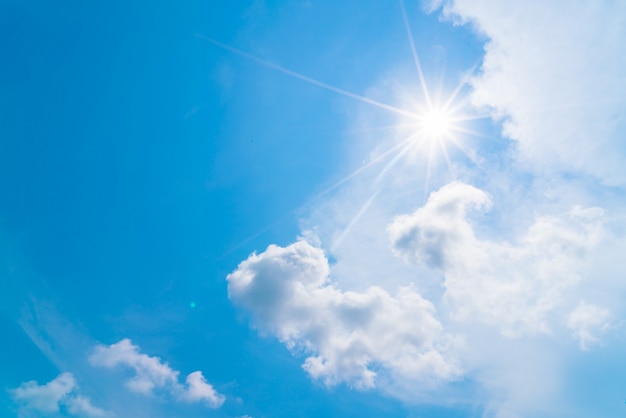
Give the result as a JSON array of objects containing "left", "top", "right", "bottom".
[
  {"left": 418, "top": 108, "right": 454, "bottom": 139},
  {"left": 201, "top": 0, "right": 482, "bottom": 193}
]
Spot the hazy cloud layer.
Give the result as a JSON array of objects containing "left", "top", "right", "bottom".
[
  {"left": 388, "top": 182, "right": 606, "bottom": 337},
  {"left": 89, "top": 339, "right": 224, "bottom": 408}
]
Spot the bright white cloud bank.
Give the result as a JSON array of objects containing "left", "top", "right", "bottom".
[
  {"left": 89, "top": 339, "right": 224, "bottom": 408},
  {"left": 12, "top": 372, "right": 108, "bottom": 417},
  {"left": 438, "top": 0, "right": 626, "bottom": 185}
]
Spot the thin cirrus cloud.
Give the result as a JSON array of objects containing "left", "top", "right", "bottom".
[
  {"left": 89, "top": 339, "right": 225, "bottom": 409},
  {"left": 11, "top": 372, "right": 109, "bottom": 417}
]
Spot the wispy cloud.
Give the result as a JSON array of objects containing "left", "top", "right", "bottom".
[
  {"left": 566, "top": 300, "right": 611, "bottom": 350},
  {"left": 89, "top": 339, "right": 225, "bottom": 408},
  {"left": 11, "top": 372, "right": 109, "bottom": 417}
]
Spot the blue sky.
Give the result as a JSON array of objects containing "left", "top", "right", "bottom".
[{"left": 2, "top": 1, "right": 626, "bottom": 417}]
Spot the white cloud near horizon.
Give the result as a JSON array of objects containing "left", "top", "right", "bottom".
[
  {"left": 89, "top": 339, "right": 224, "bottom": 409},
  {"left": 227, "top": 239, "right": 460, "bottom": 389},
  {"left": 11, "top": 372, "right": 108, "bottom": 417}
]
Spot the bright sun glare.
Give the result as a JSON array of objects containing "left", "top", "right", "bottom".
[
  {"left": 201, "top": 0, "right": 486, "bottom": 252},
  {"left": 419, "top": 109, "right": 454, "bottom": 138},
  {"left": 201, "top": 0, "right": 483, "bottom": 198}
]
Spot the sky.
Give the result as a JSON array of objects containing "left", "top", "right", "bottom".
[{"left": 2, "top": 0, "right": 626, "bottom": 417}]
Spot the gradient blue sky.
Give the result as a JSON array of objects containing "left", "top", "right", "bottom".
[{"left": 2, "top": 1, "right": 626, "bottom": 417}]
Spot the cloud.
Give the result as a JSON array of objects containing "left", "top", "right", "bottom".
[
  {"left": 438, "top": 0, "right": 626, "bottom": 185},
  {"left": 566, "top": 300, "right": 610, "bottom": 350},
  {"left": 227, "top": 238, "right": 460, "bottom": 390},
  {"left": 11, "top": 372, "right": 108, "bottom": 417},
  {"left": 180, "top": 371, "right": 226, "bottom": 408},
  {"left": 12, "top": 372, "right": 75, "bottom": 414},
  {"left": 388, "top": 182, "right": 605, "bottom": 337},
  {"left": 388, "top": 182, "right": 492, "bottom": 270},
  {"left": 89, "top": 339, "right": 178, "bottom": 395},
  {"left": 89, "top": 339, "right": 224, "bottom": 408},
  {"left": 65, "top": 396, "right": 109, "bottom": 418}
]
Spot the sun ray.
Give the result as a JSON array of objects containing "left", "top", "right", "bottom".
[
  {"left": 331, "top": 188, "right": 380, "bottom": 250},
  {"left": 447, "top": 114, "right": 491, "bottom": 123},
  {"left": 441, "top": 64, "right": 479, "bottom": 111},
  {"left": 400, "top": 0, "right": 433, "bottom": 109},
  {"left": 310, "top": 136, "right": 413, "bottom": 203},
  {"left": 374, "top": 138, "right": 415, "bottom": 184},
  {"left": 425, "top": 140, "right": 437, "bottom": 194},
  {"left": 435, "top": 63, "right": 447, "bottom": 107},
  {"left": 438, "top": 136, "right": 456, "bottom": 180},
  {"left": 400, "top": 0, "right": 433, "bottom": 110},
  {"left": 197, "top": 34, "right": 419, "bottom": 120},
  {"left": 448, "top": 124, "right": 489, "bottom": 138}
]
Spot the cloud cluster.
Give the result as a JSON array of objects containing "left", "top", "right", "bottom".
[
  {"left": 439, "top": 0, "right": 626, "bottom": 184},
  {"left": 12, "top": 339, "right": 225, "bottom": 417},
  {"left": 12, "top": 372, "right": 108, "bottom": 417},
  {"left": 89, "top": 339, "right": 224, "bottom": 408},
  {"left": 388, "top": 182, "right": 607, "bottom": 337},
  {"left": 227, "top": 239, "right": 460, "bottom": 389}
]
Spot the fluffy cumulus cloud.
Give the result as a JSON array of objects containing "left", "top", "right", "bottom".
[
  {"left": 438, "top": 0, "right": 626, "bottom": 184},
  {"left": 388, "top": 182, "right": 606, "bottom": 337},
  {"left": 227, "top": 239, "right": 460, "bottom": 390},
  {"left": 180, "top": 371, "right": 225, "bottom": 406},
  {"left": 89, "top": 339, "right": 224, "bottom": 408},
  {"left": 12, "top": 372, "right": 108, "bottom": 417}
]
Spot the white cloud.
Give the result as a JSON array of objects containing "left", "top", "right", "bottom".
[
  {"left": 388, "top": 182, "right": 492, "bottom": 271},
  {"left": 566, "top": 300, "right": 610, "bottom": 350},
  {"left": 12, "top": 372, "right": 108, "bottom": 417},
  {"left": 65, "top": 396, "right": 109, "bottom": 418},
  {"left": 180, "top": 371, "right": 226, "bottom": 408},
  {"left": 388, "top": 182, "right": 605, "bottom": 337},
  {"left": 89, "top": 339, "right": 178, "bottom": 395},
  {"left": 439, "top": 0, "right": 626, "bottom": 185},
  {"left": 89, "top": 339, "right": 224, "bottom": 408},
  {"left": 12, "top": 372, "right": 75, "bottom": 414},
  {"left": 227, "top": 238, "right": 460, "bottom": 390}
]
